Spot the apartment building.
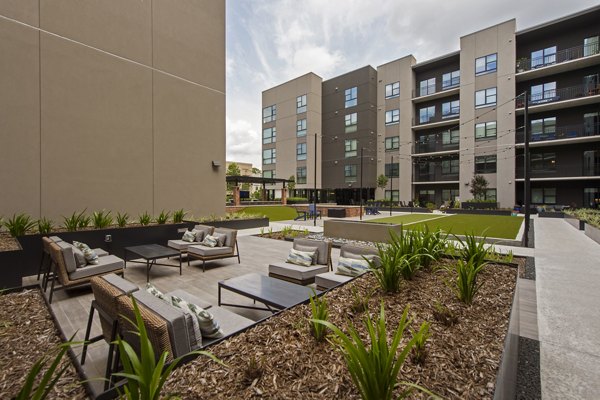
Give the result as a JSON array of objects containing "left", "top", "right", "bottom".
[
  {"left": 1, "top": 2, "right": 226, "bottom": 219},
  {"left": 263, "top": 5, "right": 600, "bottom": 208}
]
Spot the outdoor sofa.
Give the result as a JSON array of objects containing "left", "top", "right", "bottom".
[
  {"left": 187, "top": 227, "right": 240, "bottom": 272},
  {"left": 268, "top": 238, "right": 332, "bottom": 285},
  {"left": 167, "top": 224, "right": 215, "bottom": 259}
]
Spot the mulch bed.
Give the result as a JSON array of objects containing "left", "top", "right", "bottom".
[
  {"left": 0, "top": 289, "right": 87, "bottom": 399},
  {"left": 165, "top": 259, "right": 519, "bottom": 399},
  {"left": 0, "top": 232, "right": 20, "bottom": 252}
]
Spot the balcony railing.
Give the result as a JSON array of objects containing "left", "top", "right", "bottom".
[
  {"left": 515, "top": 122, "right": 600, "bottom": 143},
  {"left": 414, "top": 78, "right": 461, "bottom": 98},
  {"left": 515, "top": 83, "right": 600, "bottom": 108},
  {"left": 413, "top": 172, "right": 459, "bottom": 182},
  {"left": 414, "top": 141, "right": 459, "bottom": 154},
  {"left": 516, "top": 42, "right": 600, "bottom": 73}
]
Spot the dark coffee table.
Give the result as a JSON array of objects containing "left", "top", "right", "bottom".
[
  {"left": 218, "top": 273, "right": 321, "bottom": 313},
  {"left": 124, "top": 244, "right": 181, "bottom": 282}
]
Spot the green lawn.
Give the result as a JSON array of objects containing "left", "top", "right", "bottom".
[
  {"left": 369, "top": 213, "right": 443, "bottom": 225},
  {"left": 239, "top": 206, "right": 298, "bottom": 222},
  {"left": 370, "top": 214, "right": 523, "bottom": 239}
]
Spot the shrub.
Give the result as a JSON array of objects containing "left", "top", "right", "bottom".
[
  {"left": 37, "top": 218, "right": 54, "bottom": 235},
  {"left": 4, "top": 213, "right": 37, "bottom": 237},
  {"left": 410, "top": 321, "right": 431, "bottom": 365},
  {"left": 308, "top": 290, "right": 328, "bottom": 342},
  {"left": 425, "top": 202, "right": 436, "bottom": 211},
  {"left": 286, "top": 197, "right": 309, "bottom": 204},
  {"left": 156, "top": 210, "right": 170, "bottom": 224},
  {"left": 138, "top": 212, "right": 152, "bottom": 226},
  {"left": 172, "top": 209, "right": 186, "bottom": 223},
  {"left": 116, "top": 212, "right": 129, "bottom": 228},
  {"left": 367, "top": 243, "right": 404, "bottom": 293},
  {"left": 92, "top": 210, "right": 113, "bottom": 229},
  {"left": 447, "top": 257, "right": 487, "bottom": 305}
]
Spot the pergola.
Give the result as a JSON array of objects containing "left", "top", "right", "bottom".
[{"left": 226, "top": 175, "right": 292, "bottom": 205}]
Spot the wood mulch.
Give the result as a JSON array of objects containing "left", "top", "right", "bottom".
[
  {"left": 0, "top": 289, "right": 87, "bottom": 399},
  {"left": 165, "top": 259, "right": 519, "bottom": 399}
]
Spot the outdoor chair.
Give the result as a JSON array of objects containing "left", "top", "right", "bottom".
[
  {"left": 294, "top": 208, "right": 308, "bottom": 221},
  {"left": 187, "top": 227, "right": 240, "bottom": 272},
  {"left": 308, "top": 204, "right": 321, "bottom": 219},
  {"left": 315, "top": 244, "right": 380, "bottom": 290},
  {"left": 46, "top": 241, "right": 124, "bottom": 303},
  {"left": 39, "top": 236, "right": 64, "bottom": 290},
  {"left": 167, "top": 224, "right": 214, "bottom": 260},
  {"left": 268, "top": 238, "right": 332, "bottom": 285}
]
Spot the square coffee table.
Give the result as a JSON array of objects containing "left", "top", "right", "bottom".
[
  {"left": 218, "top": 273, "right": 321, "bottom": 313},
  {"left": 124, "top": 244, "right": 181, "bottom": 282}
]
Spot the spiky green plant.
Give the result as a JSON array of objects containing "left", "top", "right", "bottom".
[
  {"left": 308, "top": 290, "right": 329, "bottom": 342},
  {"left": 410, "top": 321, "right": 431, "bottom": 365},
  {"left": 311, "top": 304, "right": 436, "bottom": 400},
  {"left": 37, "top": 218, "right": 54, "bottom": 235},
  {"left": 4, "top": 213, "right": 37, "bottom": 237},
  {"left": 78, "top": 214, "right": 91, "bottom": 229},
  {"left": 172, "top": 209, "right": 186, "bottom": 223},
  {"left": 92, "top": 210, "right": 113, "bottom": 229},
  {"left": 62, "top": 210, "right": 85, "bottom": 231},
  {"left": 138, "top": 212, "right": 152, "bottom": 226},
  {"left": 454, "top": 232, "right": 489, "bottom": 267},
  {"left": 447, "top": 257, "right": 487, "bottom": 305},
  {"left": 156, "top": 210, "right": 170, "bottom": 224},
  {"left": 366, "top": 243, "right": 403, "bottom": 293},
  {"left": 116, "top": 212, "right": 129, "bottom": 228},
  {"left": 432, "top": 301, "right": 458, "bottom": 327}
]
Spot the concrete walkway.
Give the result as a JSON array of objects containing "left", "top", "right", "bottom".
[{"left": 534, "top": 217, "right": 600, "bottom": 399}]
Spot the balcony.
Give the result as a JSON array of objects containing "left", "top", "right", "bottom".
[
  {"left": 413, "top": 171, "right": 459, "bottom": 183},
  {"left": 515, "top": 122, "right": 600, "bottom": 146},
  {"left": 516, "top": 42, "right": 600, "bottom": 82},
  {"left": 515, "top": 83, "right": 600, "bottom": 114},
  {"left": 412, "top": 85, "right": 460, "bottom": 104},
  {"left": 414, "top": 141, "right": 459, "bottom": 155}
]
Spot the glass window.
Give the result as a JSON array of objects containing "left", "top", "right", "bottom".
[
  {"left": 442, "top": 70, "right": 460, "bottom": 89},
  {"left": 442, "top": 159, "right": 459, "bottom": 175},
  {"left": 262, "top": 105, "right": 276, "bottom": 123},
  {"left": 531, "top": 46, "right": 556, "bottom": 68},
  {"left": 475, "top": 155, "right": 497, "bottom": 173},
  {"left": 385, "top": 82, "right": 400, "bottom": 98},
  {"left": 345, "top": 87, "right": 357, "bottom": 108},
  {"left": 531, "top": 117, "right": 556, "bottom": 141},
  {"left": 442, "top": 100, "right": 460, "bottom": 117},
  {"left": 385, "top": 162, "right": 399, "bottom": 177},
  {"left": 296, "top": 94, "right": 307, "bottom": 114},
  {"left": 584, "top": 187, "right": 600, "bottom": 207},
  {"left": 584, "top": 36, "right": 599, "bottom": 57},
  {"left": 531, "top": 152, "right": 556, "bottom": 172},
  {"left": 263, "top": 148, "right": 276, "bottom": 165},
  {"left": 385, "top": 136, "right": 399, "bottom": 151},
  {"left": 296, "top": 166, "right": 307, "bottom": 184},
  {"left": 345, "top": 113, "right": 357, "bottom": 133},
  {"left": 385, "top": 109, "right": 400, "bottom": 125},
  {"left": 484, "top": 189, "right": 497, "bottom": 201},
  {"left": 442, "top": 129, "right": 459, "bottom": 145},
  {"left": 532, "top": 188, "right": 556, "bottom": 204},
  {"left": 475, "top": 87, "right": 497, "bottom": 108},
  {"left": 344, "top": 164, "right": 357, "bottom": 182},
  {"left": 345, "top": 139, "right": 358, "bottom": 158},
  {"left": 442, "top": 189, "right": 459, "bottom": 202},
  {"left": 263, "top": 170, "right": 274, "bottom": 179},
  {"left": 475, "top": 121, "right": 497, "bottom": 140},
  {"left": 419, "top": 106, "right": 435, "bottom": 124},
  {"left": 583, "top": 150, "right": 600, "bottom": 176},
  {"left": 530, "top": 82, "right": 556, "bottom": 103},
  {"left": 419, "top": 78, "right": 436, "bottom": 96},
  {"left": 475, "top": 53, "right": 497, "bottom": 75},
  {"left": 296, "top": 119, "right": 307, "bottom": 137},
  {"left": 262, "top": 127, "right": 276, "bottom": 144},
  {"left": 584, "top": 112, "right": 599, "bottom": 136},
  {"left": 385, "top": 190, "right": 399, "bottom": 202},
  {"left": 296, "top": 143, "right": 307, "bottom": 160}
]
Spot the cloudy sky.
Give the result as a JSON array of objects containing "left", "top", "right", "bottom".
[{"left": 225, "top": 0, "right": 599, "bottom": 168}]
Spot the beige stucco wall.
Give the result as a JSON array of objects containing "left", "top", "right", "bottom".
[{"left": 0, "top": 1, "right": 225, "bottom": 221}]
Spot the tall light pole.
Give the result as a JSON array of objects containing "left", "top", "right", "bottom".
[
  {"left": 313, "top": 133, "right": 318, "bottom": 227},
  {"left": 523, "top": 91, "right": 530, "bottom": 247},
  {"left": 359, "top": 147, "right": 364, "bottom": 220},
  {"left": 389, "top": 154, "right": 393, "bottom": 216}
]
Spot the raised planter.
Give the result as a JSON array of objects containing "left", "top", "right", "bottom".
[
  {"left": 324, "top": 219, "right": 402, "bottom": 243},
  {"left": 198, "top": 217, "right": 269, "bottom": 230},
  {"left": 584, "top": 223, "right": 600, "bottom": 245},
  {"left": 462, "top": 201, "right": 498, "bottom": 210},
  {"left": 564, "top": 217, "right": 585, "bottom": 230},
  {"left": 446, "top": 209, "right": 512, "bottom": 216},
  {"left": 538, "top": 211, "right": 565, "bottom": 218}
]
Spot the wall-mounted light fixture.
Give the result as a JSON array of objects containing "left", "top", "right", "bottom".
[{"left": 212, "top": 160, "right": 221, "bottom": 168}]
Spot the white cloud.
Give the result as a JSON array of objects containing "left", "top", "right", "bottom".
[{"left": 226, "top": 117, "right": 261, "bottom": 166}]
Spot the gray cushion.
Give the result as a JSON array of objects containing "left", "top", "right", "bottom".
[
  {"left": 166, "top": 289, "right": 212, "bottom": 310},
  {"left": 341, "top": 245, "right": 380, "bottom": 267},
  {"left": 201, "top": 306, "right": 254, "bottom": 347},
  {"left": 193, "top": 225, "right": 214, "bottom": 241},
  {"left": 213, "top": 232, "right": 227, "bottom": 247},
  {"left": 69, "top": 255, "right": 124, "bottom": 280},
  {"left": 188, "top": 245, "right": 232, "bottom": 257},
  {"left": 49, "top": 236, "right": 63, "bottom": 243},
  {"left": 102, "top": 273, "right": 138, "bottom": 295},
  {"left": 94, "top": 248, "right": 109, "bottom": 257},
  {"left": 294, "top": 238, "right": 329, "bottom": 265},
  {"left": 168, "top": 239, "right": 200, "bottom": 251},
  {"left": 268, "top": 262, "right": 328, "bottom": 282},
  {"left": 315, "top": 271, "right": 353, "bottom": 290},
  {"left": 72, "top": 246, "right": 87, "bottom": 267},
  {"left": 57, "top": 241, "right": 78, "bottom": 273},
  {"left": 214, "top": 228, "right": 235, "bottom": 248}
]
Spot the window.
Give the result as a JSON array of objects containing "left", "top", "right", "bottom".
[
  {"left": 296, "top": 119, "right": 307, "bottom": 137},
  {"left": 531, "top": 82, "right": 556, "bottom": 103},
  {"left": 475, "top": 155, "right": 497, "bottom": 173},
  {"left": 584, "top": 36, "right": 599, "bottom": 57},
  {"left": 442, "top": 70, "right": 460, "bottom": 89},
  {"left": 385, "top": 190, "right": 399, "bottom": 202},
  {"left": 531, "top": 117, "right": 556, "bottom": 140},
  {"left": 296, "top": 143, "right": 307, "bottom": 160},
  {"left": 584, "top": 74, "right": 599, "bottom": 94},
  {"left": 262, "top": 105, "right": 276, "bottom": 123},
  {"left": 345, "top": 139, "right": 357, "bottom": 158},
  {"left": 531, "top": 152, "right": 556, "bottom": 172},
  {"left": 475, "top": 121, "right": 497, "bottom": 140},
  {"left": 263, "top": 148, "right": 276, "bottom": 165},
  {"left": 385, "top": 82, "right": 400, "bottom": 98},
  {"left": 263, "top": 170, "right": 275, "bottom": 179},
  {"left": 418, "top": 189, "right": 435, "bottom": 204},
  {"left": 583, "top": 150, "right": 600, "bottom": 176},
  {"left": 385, "top": 136, "right": 399, "bottom": 151},
  {"left": 419, "top": 78, "right": 436, "bottom": 96},
  {"left": 344, "top": 164, "right": 357, "bottom": 182},
  {"left": 345, "top": 87, "right": 357, "bottom": 108},
  {"left": 385, "top": 109, "right": 400, "bottom": 125},
  {"left": 532, "top": 188, "right": 556, "bottom": 204},
  {"left": 475, "top": 87, "right": 497, "bottom": 108},
  {"left": 263, "top": 127, "right": 276, "bottom": 144},
  {"left": 484, "top": 189, "right": 497, "bottom": 201},
  {"left": 442, "top": 129, "right": 459, "bottom": 145},
  {"left": 296, "top": 94, "right": 307, "bottom": 114},
  {"left": 419, "top": 106, "right": 435, "bottom": 123},
  {"left": 531, "top": 46, "right": 556, "bottom": 68},
  {"left": 345, "top": 113, "right": 357, "bottom": 133},
  {"left": 584, "top": 187, "right": 600, "bottom": 208},
  {"left": 296, "top": 167, "right": 307, "bottom": 184},
  {"left": 442, "top": 189, "right": 459, "bottom": 202},
  {"left": 475, "top": 53, "right": 497, "bottom": 75},
  {"left": 584, "top": 112, "right": 599, "bottom": 136},
  {"left": 385, "top": 162, "right": 399, "bottom": 177},
  {"left": 442, "top": 159, "right": 459, "bottom": 175},
  {"left": 442, "top": 100, "right": 460, "bottom": 118}
]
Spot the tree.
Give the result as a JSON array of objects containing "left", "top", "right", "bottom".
[
  {"left": 287, "top": 175, "right": 296, "bottom": 194},
  {"left": 469, "top": 175, "right": 489, "bottom": 200},
  {"left": 251, "top": 167, "right": 261, "bottom": 176},
  {"left": 226, "top": 162, "right": 241, "bottom": 176},
  {"left": 376, "top": 174, "right": 389, "bottom": 191}
]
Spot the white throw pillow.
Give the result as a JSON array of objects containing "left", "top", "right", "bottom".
[
  {"left": 336, "top": 256, "right": 370, "bottom": 277},
  {"left": 201, "top": 235, "right": 219, "bottom": 248},
  {"left": 171, "top": 295, "right": 223, "bottom": 339},
  {"left": 181, "top": 230, "right": 197, "bottom": 243},
  {"left": 286, "top": 248, "right": 315, "bottom": 267}
]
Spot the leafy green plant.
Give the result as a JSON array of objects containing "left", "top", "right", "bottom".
[
  {"left": 4, "top": 213, "right": 37, "bottom": 237},
  {"left": 78, "top": 214, "right": 91, "bottom": 229},
  {"left": 15, "top": 335, "right": 80, "bottom": 400},
  {"left": 454, "top": 232, "right": 489, "bottom": 268},
  {"left": 280, "top": 225, "right": 293, "bottom": 236},
  {"left": 308, "top": 290, "right": 329, "bottom": 342},
  {"left": 116, "top": 212, "right": 129, "bottom": 228},
  {"left": 172, "top": 209, "right": 186, "bottom": 223},
  {"left": 350, "top": 286, "right": 375, "bottom": 314},
  {"left": 410, "top": 321, "right": 431, "bottom": 365},
  {"left": 37, "top": 218, "right": 54, "bottom": 235},
  {"left": 138, "top": 212, "right": 152, "bottom": 226},
  {"left": 62, "top": 210, "right": 85, "bottom": 231},
  {"left": 114, "top": 297, "right": 221, "bottom": 400},
  {"left": 92, "top": 210, "right": 113, "bottom": 229},
  {"left": 367, "top": 243, "right": 404, "bottom": 293},
  {"left": 156, "top": 210, "right": 170, "bottom": 225},
  {"left": 312, "top": 304, "right": 435, "bottom": 400},
  {"left": 259, "top": 227, "right": 265, "bottom": 235},
  {"left": 432, "top": 301, "right": 458, "bottom": 327},
  {"left": 447, "top": 257, "right": 487, "bottom": 305}
]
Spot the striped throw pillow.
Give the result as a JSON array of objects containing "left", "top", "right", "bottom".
[
  {"left": 286, "top": 248, "right": 315, "bottom": 267},
  {"left": 201, "top": 235, "right": 219, "bottom": 247},
  {"left": 146, "top": 282, "right": 170, "bottom": 303},
  {"left": 336, "top": 256, "right": 370, "bottom": 277},
  {"left": 171, "top": 295, "right": 223, "bottom": 339},
  {"left": 73, "top": 241, "right": 99, "bottom": 265},
  {"left": 181, "top": 230, "right": 197, "bottom": 243}
]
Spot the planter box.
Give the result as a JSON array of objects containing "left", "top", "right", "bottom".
[
  {"left": 324, "top": 220, "right": 403, "bottom": 243},
  {"left": 564, "top": 217, "right": 585, "bottom": 230},
  {"left": 462, "top": 202, "right": 498, "bottom": 210},
  {"left": 538, "top": 211, "right": 565, "bottom": 218},
  {"left": 585, "top": 223, "right": 600, "bottom": 246},
  {"left": 195, "top": 218, "right": 269, "bottom": 230},
  {"left": 446, "top": 209, "right": 512, "bottom": 216}
]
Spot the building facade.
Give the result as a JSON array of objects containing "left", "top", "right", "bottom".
[
  {"left": 1, "top": 2, "right": 226, "bottom": 220},
  {"left": 263, "top": 5, "right": 600, "bottom": 208}
]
